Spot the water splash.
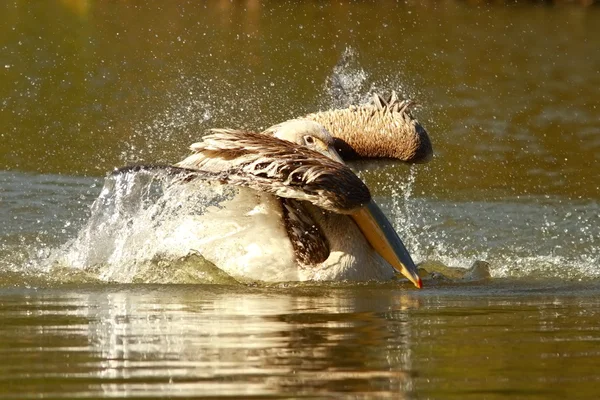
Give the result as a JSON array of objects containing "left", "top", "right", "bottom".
[
  {"left": 51, "top": 170, "right": 241, "bottom": 284},
  {"left": 382, "top": 174, "right": 600, "bottom": 280},
  {"left": 326, "top": 47, "right": 370, "bottom": 109},
  {"left": 324, "top": 46, "right": 420, "bottom": 111},
  {"left": 120, "top": 94, "right": 214, "bottom": 165},
  {"left": 117, "top": 75, "right": 221, "bottom": 167},
  {"left": 116, "top": 73, "right": 300, "bottom": 170}
]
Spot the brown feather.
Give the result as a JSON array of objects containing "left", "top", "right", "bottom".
[
  {"left": 302, "top": 91, "right": 433, "bottom": 162},
  {"left": 281, "top": 198, "right": 329, "bottom": 266},
  {"left": 175, "top": 129, "right": 371, "bottom": 214}
]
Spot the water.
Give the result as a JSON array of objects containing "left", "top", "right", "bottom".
[
  {"left": 1, "top": 0, "right": 600, "bottom": 398},
  {"left": 2, "top": 284, "right": 600, "bottom": 399}
]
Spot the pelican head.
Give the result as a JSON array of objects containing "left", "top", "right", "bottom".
[{"left": 263, "top": 119, "right": 344, "bottom": 164}]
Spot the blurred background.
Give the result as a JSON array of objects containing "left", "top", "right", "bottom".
[{"left": 2, "top": 0, "right": 598, "bottom": 199}]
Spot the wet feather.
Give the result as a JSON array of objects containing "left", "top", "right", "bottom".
[
  {"left": 175, "top": 129, "right": 371, "bottom": 213},
  {"left": 302, "top": 91, "right": 432, "bottom": 162}
]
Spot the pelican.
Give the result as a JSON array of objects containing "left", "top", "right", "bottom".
[{"left": 174, "top": 118, "right": 422, "bottom": 288}]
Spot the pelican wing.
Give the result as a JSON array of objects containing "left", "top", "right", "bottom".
[
  {"left": 175, "top": 130, "right": 371, "bottom": 214},
  {"left": 281, "top": 198, "right": 329, "bottom": 266}
]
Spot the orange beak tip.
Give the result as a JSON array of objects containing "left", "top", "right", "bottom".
[{"left": 416, "top": 277, "right": 423, "bottom": 289}]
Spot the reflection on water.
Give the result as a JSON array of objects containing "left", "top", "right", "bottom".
[
  {"left": 0, "top": 286, "right": 418, "bottom": 398},
  {"left": 1, "top": 284, "right": 600, "bottom": 399}
]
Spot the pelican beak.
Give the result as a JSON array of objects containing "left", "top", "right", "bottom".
[
  {"left": 350, "top": 200, "right": 422, "bottom": 288},
  {"left": 326, "top": 146, "right": 345, "bottom": 164},
  {"left": 314, "top": 144, "right": 345, "bottom": 164}
]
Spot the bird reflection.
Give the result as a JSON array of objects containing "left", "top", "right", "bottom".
[{"left": 83, "top": 287, "right": 420, "bottom": 397}]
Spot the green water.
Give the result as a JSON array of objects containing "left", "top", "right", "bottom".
[
  {"left": 1, "top": 0, "right": 600, "bottom": 398},
  {"left": 1, "top": 283, "right": 600, "bottom": 399}
]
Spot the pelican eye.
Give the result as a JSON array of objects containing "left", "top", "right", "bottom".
[{"left": 304, "top": 136, "right": 315, "bottom": 146}]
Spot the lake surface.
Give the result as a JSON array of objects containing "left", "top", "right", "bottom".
[
  {"left": 1, "top": 0, "right": 599, "bottom": 398},
  {"left": 2, "top": 283, "right": 600, "bottom": 399}
]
